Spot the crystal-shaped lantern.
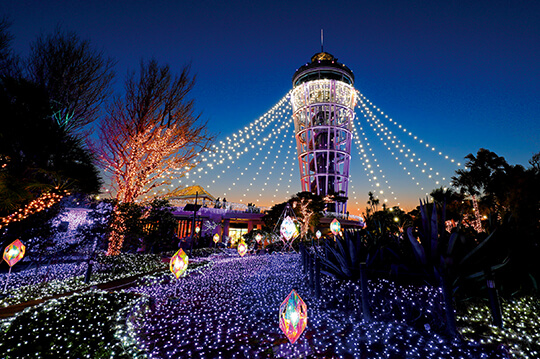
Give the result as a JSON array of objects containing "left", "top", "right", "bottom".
[
  {"left": 237, "top": 242, "right": 247, "bottom": 257},
  {"left": 255, "top": 233, "right": 263, "bottom": 243},
  {"left": 330, "top": 218, "right": 341, "bottom": 236},
  {"left": 170, "top": 248, "right": 189, "bottom": 278},
  {"left": 213, "top": 233, "right": 220, "bottom": 243},
  {"left": 279, "top": 289, "right": 307, "bottom": 344},
  {"left": 3, "top": 239, "right": 25, "bottom": 267},
  {"left": 280, "top": 216, "right": 299, "bottom": 241},
  {"left": 316, "top": 230, "right": 322, "bottom": 239}
]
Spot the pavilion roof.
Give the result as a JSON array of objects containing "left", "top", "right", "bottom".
[{"left": 166, "top": 185, "right": 215, "bottom": 201}]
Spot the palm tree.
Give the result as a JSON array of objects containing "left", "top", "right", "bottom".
[
  {"left": 366, "top": 191, "right": 379, "bottom": 216},
  {"left": 451, "top": 149, "right": 509, "bottom": 231},
  {"left": 429, "top": 187, "right": 464, "bottom": 224},
  {"left": 452, "top": 167, "right": 483, "bottom": 231}
]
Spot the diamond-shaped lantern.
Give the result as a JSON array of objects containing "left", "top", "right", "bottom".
[
  {"left": 330, "top": 218, "right": 341, "bottom": 236},
  {"left": 280, "top": 216, "right": 299, "bottom": 241},
  {"left": 315, "top": 230, "right": 322, "bottom": 239},
  {"left": 170, "top": 248, "right": 189, "bottom": 279},
  {"left": 237, "top": 242, "right": 247, "bottom": 257},
  {"left": 3, "top": 239, "right": 25, "bottom": 267},
  {"left": 213, "top": 233, "right": 220, "bottom": 243},
  {"left": 255, "top": 233, "right": 263, "bottom": 243},
  {"left": 279, "top": 289, "right": 307, "bottom": 344}
]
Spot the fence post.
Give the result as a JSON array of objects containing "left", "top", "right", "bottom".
[
  {"left": 359, "top": 262, "right": 372, "bottom": 321},
  {"left": 440, "top": 274, "right": 458, "bottom": 337},
  {"left": 84, "top": 260, "right": 93, "bottom": 283},
  {"left": 300, "top": 244, "right": 306, "bottom": 275},
  {"left": 485, "top": 267, "right": 503, "bottom": 328},
  {"left": 315, "top": 256, "right": 321, "bottom": 299},
  {"left": 308, "top": 251, "right": 314, "bottom": 290}
]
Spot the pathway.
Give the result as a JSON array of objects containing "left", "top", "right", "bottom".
[{"left": 126, "top": 253, "right": 503, "bottom": 358}]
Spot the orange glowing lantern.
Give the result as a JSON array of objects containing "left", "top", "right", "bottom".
[
  {"left": 237, "top": 242, "right": 247, "bottom": 257},
  {"left": 279, "top": 289, "right": 308, "bottom": 344},
  {"left": 170, "top": 248, "right": 189, "bottom": 279}
]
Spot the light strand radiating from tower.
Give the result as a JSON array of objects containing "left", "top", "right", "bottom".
[{"left": 290, "top": 52, "right": 356, "bottom": 213}]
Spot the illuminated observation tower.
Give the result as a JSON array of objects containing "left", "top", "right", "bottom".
[{"left": 291, "top": 51, "right": 356, "bottom": 214}]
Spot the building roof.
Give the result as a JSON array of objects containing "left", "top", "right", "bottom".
[
  {"left": 292, "top": 51, "right": 355, "bottom": 86},
  {"left": 165, "top": 185, "right": 215, "bottom": 201}
]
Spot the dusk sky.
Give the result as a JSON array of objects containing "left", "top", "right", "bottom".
[{"left": 2, "top": 0, "right": 539, "bottom": 213}]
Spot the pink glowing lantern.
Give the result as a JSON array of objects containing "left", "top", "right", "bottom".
[
  {"left": 330, "top": 218, "right": 341, "bottom": 236},
  {"left": 2, "top": 239, "right": 26, "bottom": 293},
  {"left": 3, "top": 239, "right": 25, "bottom": 267},
  {"left": 280, "top": 216, "right": 299, "bottom": 241},
  {"left": 237, "top": 242, "right": 248, "bottom": 257},
  {"left": 279, "top": 289, "right": 308, "bottom": 344},
  {"left": 213, "top": 233, "right": 220, "bottom": 243},
  {"left": 170, "top": 248, "right": 189, "bottom": 279}
]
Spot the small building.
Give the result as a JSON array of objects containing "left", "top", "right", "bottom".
[{"left": 166, "top": 185, "right": 266, "bottom": 244}]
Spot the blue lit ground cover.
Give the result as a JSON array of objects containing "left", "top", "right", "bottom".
[
  {"left": 128, "top": 253, "right": 510, "bottom": 358},
  {"left": 0, "top": 253, "right": 166, "bottom": 307}
]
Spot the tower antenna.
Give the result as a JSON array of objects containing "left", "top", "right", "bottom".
[{"left": 321, "top": 29, "right": 324, "bottom": 52}]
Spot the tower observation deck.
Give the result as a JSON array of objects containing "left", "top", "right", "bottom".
[{"left": 291, "top": 52, "right": 356, "bottom": 213}]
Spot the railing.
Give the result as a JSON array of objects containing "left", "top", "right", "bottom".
[
  {"left": 169, "top": 199, "right": 270, "bottom": 214},
  {"left": 320, "top": 211, "right": 364, "bottom": 222}
]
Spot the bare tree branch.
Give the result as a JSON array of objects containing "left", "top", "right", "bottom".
[
  {"left": 94, "top": 59, "right": 214, "bottom": 205},
  {"left": 26, "top": 27, "right": 115, "bottom": 134}
]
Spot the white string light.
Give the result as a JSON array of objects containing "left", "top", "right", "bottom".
[
  {"left": 143, "top": 85, "right": 464, "bottom": 213},
  {"left": 350, "top": 118, "right": 398, "bottom": 209},
  {"left": 226, "top": 106, "right": 293, "bottom": 202},
  {"left": 356, "top": 91, "right": 461, "bottom": 198},
  {"left": 357, "top": 91, "right": 461, "bottom": 168},
  {"left": 173, "top": 92, "right": 292, "bottom": 192}
]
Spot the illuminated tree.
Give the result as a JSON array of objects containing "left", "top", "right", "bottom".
[
  {"left": 27, "top": 27, "right": 115, "bottom": 133},
  {"left": 95, "top": 59, "right": 214, "bottom": 254},
  {"left": 290, "top": 192, "right": 324, "bottom": 238}
]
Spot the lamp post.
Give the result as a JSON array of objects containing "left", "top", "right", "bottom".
[
  {"left": 3, "top": 239, "right": 26, "bottom": 294},
  {"left": 184, "top": 192, "right": 201, "bottom": 256}
]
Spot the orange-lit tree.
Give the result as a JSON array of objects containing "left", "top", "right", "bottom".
[
  {"left": 95, "top": 59, "right": 214, "bottom": 254},
  {"left": 291, "top": 192, "right": 324, "bottom": 238}
]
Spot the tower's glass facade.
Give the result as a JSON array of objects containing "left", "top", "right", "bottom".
[{"left": 291, "top": 52, "right": 355, "bottom": 213}]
